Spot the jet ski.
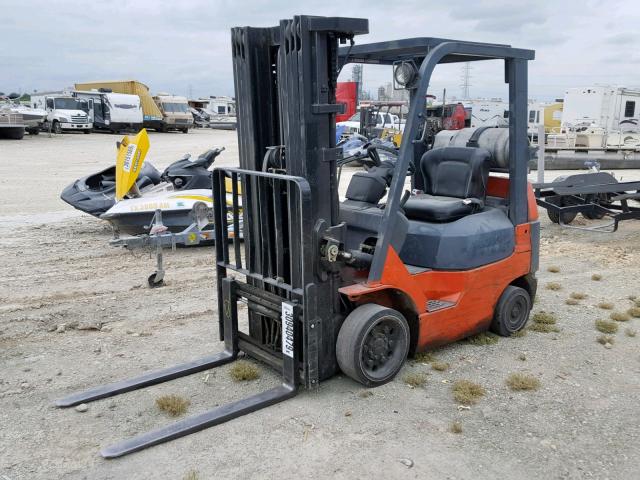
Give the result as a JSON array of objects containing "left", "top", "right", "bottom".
[{"left": 60, "top": 129, "right": 227, "bottom": 236}]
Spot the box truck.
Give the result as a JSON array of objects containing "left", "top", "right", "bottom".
[{"left": 31, "top": 92, "right": 92, "bottom": 134}]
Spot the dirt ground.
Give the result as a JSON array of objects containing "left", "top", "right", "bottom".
[{"left": 1, "top": 129, "right": 639, "bottom": 480}]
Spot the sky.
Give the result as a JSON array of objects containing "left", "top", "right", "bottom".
[{"left": 1, "top": 0, "right": 639, "bottom": 102}]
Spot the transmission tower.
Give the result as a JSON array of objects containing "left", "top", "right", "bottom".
[
  {"left": 352, "top": 64, "right": 363, "bottom": 101},
  {"left": 460, "top": 62, "right": 472, "bottom": 99}
]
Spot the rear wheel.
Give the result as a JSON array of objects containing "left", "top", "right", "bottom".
[
  {"left": 182, "top": 128, "right": 189, "bottom": 134},
  {"left": 83, "top": 129, "right": 91, "bottom": 134},
  {"left": 490, "top": 285, "right": 531, "bottom": 336},
  {"left": 336, "top": 304, "right": 410, "bottom": 387}
]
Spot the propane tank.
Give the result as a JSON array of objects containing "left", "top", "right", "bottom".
[{"left": 433, "top": 127, "right": 510, "bottom": 168}]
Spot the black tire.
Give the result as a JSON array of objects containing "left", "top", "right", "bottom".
[
  {"left": 52, "top": 121, "right": 62, "bottom": 134},
  {"left": 83, "top": 129, "right": 91, "bottom": 134},
  {"left": 546, "top": 175, "right": 578, "bottom": 224},
  {"left": 490, "top": 285, "right": 531, "bottom": 337},
  {"left": 182, "top": 128, "right": 189, "bottom": 134},
  {"left": 336, "top": 304, "right": 410, "bottom": 387},
  {"left": 147, "top": 272, "right": 164, "bottom": 288},
  {"left": 582, "top": 193, "right": 609, "bottom": 219}
]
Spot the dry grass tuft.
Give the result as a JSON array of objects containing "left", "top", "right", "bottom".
[
  {"left": 565, "top": 298, "right": 580, "bottom": 306},
  {"left": 183, "top": 470, "right": 199, "bottom": 480},
  {"left": 596, "top": 335, "right": 615, "bottom": 345},
  {"left": 403, "top": 372, "right": 427, "bottom": 388},
  {"left": 591, "top": 274, "right": 602, "bottom": 281},
  {"left": 518, "top": 353, "right": 527, "bottom": 361},
  {"left": 450, "top": 421, "right": 463, "bottom": 434},
  {"left": 595, "top": 319, "right": 618, "bottom": 334},
  {"left": 467, "top": 332, "right": 499, "bottom": 345},
  {"left": 610, "top": 311, "right": 631, "bottom": 322},
  {"left": 506, "top": 373, "right": 541, "bottom": 391},
  {"left": 597, "top": 302, "right": 614, "bottom": 310},
  {"left": 511, "top": 329, "right": 527, "bottom": 338},
  {"left": 528, "top": 323, "right": 560, "bottom": 333},
  {"left": 156, "top": 394, "right": 190, "bottom": 417},
  {"left": 452, "top": 380, "right": 485, "bottom": 405},
  {"left": 570, "top": 292, "right": 587, "bottom": 300},
  {"left": 431, "top": 361, "right": 449, "bottom": 372},
  {"left": 547, "top": 266, "right": 560, "bottom": 273},
  {"left": 627, "top": 307, "right": 640, "bottom": 318},
  {"left": 229, "top": 360, "right": 260, "bottom": 381},
  {"left": 532, "top": 311, "right": 557, "bottom": 325},
  {"left": 545, "top": 282, "right": 562, "bottom": 291},
  {"left": 625, "top": 328, "right": 637, "bottom": 338},
  {"left": 413, "top": 351, "right": 435, "bottom": 363}
]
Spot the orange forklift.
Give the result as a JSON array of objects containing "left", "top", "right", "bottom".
[{"left": 56, "top": 15, "right": 538, "bottom": 457}]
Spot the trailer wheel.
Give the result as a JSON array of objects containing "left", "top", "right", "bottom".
[
  {"left": 336, "top": 304, "right": 410, "bottom": 387},
  {"left": 547, "top": 175, "right": 578, "bottom": 224},
  {"left": 147, "top": 272, "right": 165, "bottom": 288},
  {"left": 490, "top": 285, "right": 531, "bottom": 337}
]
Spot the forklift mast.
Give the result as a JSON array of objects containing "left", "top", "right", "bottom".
[{"left": 218, "top": 16, "right": 369, "bottom": 387}]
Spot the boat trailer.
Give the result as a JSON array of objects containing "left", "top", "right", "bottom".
[
  {"left": 534, "top": 171, "right": 640, "bottom": 232},
  {"left": 110, "top": 209, "right": 216, "bottom": 287}
]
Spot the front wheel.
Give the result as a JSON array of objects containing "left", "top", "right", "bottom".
[
  {"left": 52, "top": 121, "right": 62, "bottom": 134},
  {"left": 83, "top": 129, "right": 91, "bottom": 134},
  {"left": 336, "top": 304, "right": 410, "bottom": 387},
  {"left": 182, "top": 128, "right": 189, "bottom": 134},
  {"left": 490, "top": 285, "right": 531, "bottom": 336}
]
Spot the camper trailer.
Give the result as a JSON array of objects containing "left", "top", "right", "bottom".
[
  {"left": 464, "top": 99, "right": 509, "bottom": 128},
  {"left": 31, "top": 93, "right": 92, "bottom": 134},
  {"left": 561, "top": 86, "right": 640, "bottom": 133},
  {"left": 73, "top": 90, "right": 143, "bottom": 133},
  {"left": 75, "top": 80, "right": 164, "bottom": 131}
]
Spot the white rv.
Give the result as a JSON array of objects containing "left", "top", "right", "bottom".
[
  {"left": 204, "top": 96, "right": 236, "bottom": 118},
  {"left": 463, "top": 99, "right": 509, "bottom": 128},
  {"left": 561, "top": 86, "right": 639, "bottom": 133},
  {"left": 73, "top": 90, "right": 143, "bottom": 133},
  {"left": 31, "top": 93, "right": 92, "bottom": 134}
]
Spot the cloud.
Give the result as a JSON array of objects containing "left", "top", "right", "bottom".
[{"left": 1, "top": 0, "right": 639, "bottom": 100}]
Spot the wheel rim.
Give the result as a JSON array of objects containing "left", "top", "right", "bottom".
[
  {"left": 505, "top": 294, "right": 528, "bottom": 331},
  {"left": 360, "top": 317, "right": 406, "bottom": 381}
]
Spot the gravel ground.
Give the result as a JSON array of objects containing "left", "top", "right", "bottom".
[{"left": 1, "top": 129, "right": 639, "bottom": 480}]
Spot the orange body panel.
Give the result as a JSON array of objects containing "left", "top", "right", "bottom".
[{"left": 339, "top": 176, "right": 536, "bottom": 351}]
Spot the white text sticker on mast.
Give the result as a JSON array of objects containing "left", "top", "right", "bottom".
[
  {"left": 281, "top": 303, "right": 294, "bottom": 358},
  {"left": 122, "top": 143, "right": 137, "bottom": 172}
]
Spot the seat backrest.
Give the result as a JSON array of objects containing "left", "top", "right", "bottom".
[{"left": 420, "top": 147, "right": 491, "bottom": 200}]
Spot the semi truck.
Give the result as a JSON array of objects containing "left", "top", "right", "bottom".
[{"left": 31, "top": 93, "right": 92, "bottom": 134}]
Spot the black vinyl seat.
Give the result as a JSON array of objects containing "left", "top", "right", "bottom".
[{"left": 403, "top": 147, "right": 491, "bottom": 222}]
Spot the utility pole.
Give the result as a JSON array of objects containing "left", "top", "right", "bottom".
[{"left": 460, "top": 62, "right": 472, "bottom": 99}]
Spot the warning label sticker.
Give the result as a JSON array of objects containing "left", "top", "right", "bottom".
[{"left": 281, "top": 303, "right": 294, "bottom": 358}]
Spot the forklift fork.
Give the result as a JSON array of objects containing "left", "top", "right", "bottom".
[{"left": 55, "top": 278, "right": 300, "bottom": 458}]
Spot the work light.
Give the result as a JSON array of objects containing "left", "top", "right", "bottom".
[{"left": 393, "top": 61, "right": 418, "bottom": 88}]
